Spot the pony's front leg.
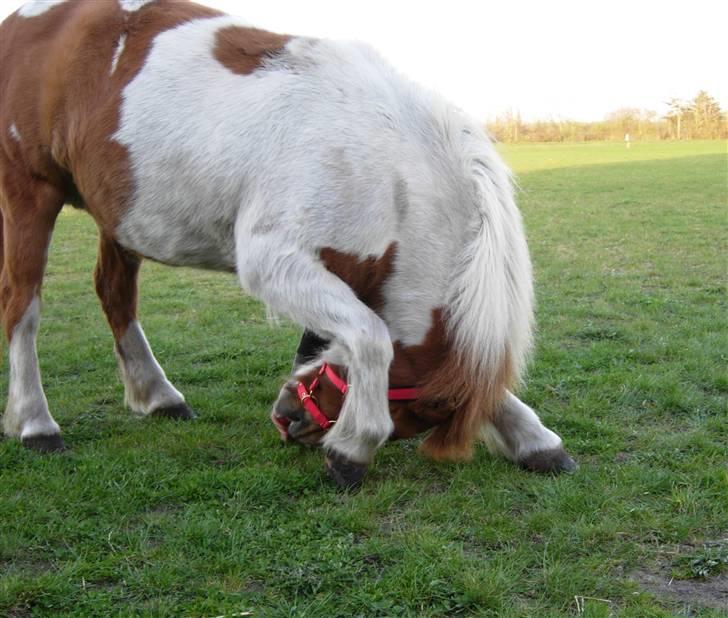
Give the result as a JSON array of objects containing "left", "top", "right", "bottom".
[
  {"left": 0, "top": 172, "right": 65, "bottom": 452},
  {"left": 237, "top": 240, "right": 394, "bottom": 488},
  {"left": 481, "top": 392, "right": 576, "bottom": 473}
]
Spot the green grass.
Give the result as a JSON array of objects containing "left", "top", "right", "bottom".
[{"left": 1, "top": 141, "right": 727, "bottom": 616}]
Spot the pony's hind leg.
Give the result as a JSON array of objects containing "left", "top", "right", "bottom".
[
  {"left": 0, "top": 174, "right": 65, "bottom": 451},
  {"left": 94, "top": 234, "right": 194, "bottom": 420},
  {"left": 480, "top": 392, "right": 576, "bottom": 473},
  {"left": 237, "top": 240, "right": 394, "bottom": 488}
]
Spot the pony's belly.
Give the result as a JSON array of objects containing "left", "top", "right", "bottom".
[{"left": 116, "top": 206, "right": 237, "bottom": 271}]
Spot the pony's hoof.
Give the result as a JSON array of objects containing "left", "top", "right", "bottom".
[
  {"left": 22, "top": 433, "right": 66, "bottom": 453},
  {"left": 325, "top": 452, "right": 367, "bottom": 490},
  {"left": 519, "top": 447, "right": 577, "bottom": 474},
  {"left": 150, "top": 403, "right": 197, "bottom": 420}
]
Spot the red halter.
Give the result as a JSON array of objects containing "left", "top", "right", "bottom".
[{"left": 275, "top": 363, "right": 421, "bottom": 435}]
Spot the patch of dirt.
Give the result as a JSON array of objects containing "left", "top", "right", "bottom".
[
  {"left": 632, "top": 568, "right": 728, "bottom": 610},
  {"left": 426, "top": 480, "right": 449, "bottom": 494},
  {"left": 0, "top": 557, "right": 54, "bottom": 577},
  {"left": 378, "top": 507, "right": 408, "bottom": 535},
  {"left": 141, "top": 503, "right": 182, "bottom": 522},
  {"left": 84, "top": 576, "right": 120, "bottom": 592},
  {"left": 361, "top": 553, "right": 384, "bottom": 569},
  {"left": 243, "top": 579, "right": 266, "bottom": 594},
  {"left": 631, "top": 538, "right": 728, "bottom": 611}
]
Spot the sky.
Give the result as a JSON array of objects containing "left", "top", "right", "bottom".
[{"left": 1, "top": 0, "right": 725, "bottom": 122}]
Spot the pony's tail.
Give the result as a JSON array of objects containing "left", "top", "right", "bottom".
[{"left": 420, "top": 131, "right": 534, "bottom": 461}]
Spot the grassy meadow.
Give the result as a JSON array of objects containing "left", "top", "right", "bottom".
[{"left": 1, "top": 140, "right": 726, "bottom": 616}]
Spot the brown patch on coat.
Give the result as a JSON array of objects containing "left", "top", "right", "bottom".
[
  {"left": 0, "top": 161, "right": 65, "bottom": 339},
  {"left": 62, "top": 0, "right": 224, "bottom": 232},
  {"left": 214, "top": 25, "right": 291, "bottom": 75},
  {"left": 0, "top": 0, "right": 223, "bottom": 337},
  {"left": 0, "top": 0, "right": 224, "bottom": 235},
  {"left": 319, "top": 243, "right": 397, "bottom": 312}
]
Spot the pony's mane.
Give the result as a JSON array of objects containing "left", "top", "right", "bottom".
[{"left": 419, "top": 120, "right": 534, "bottom": 461}]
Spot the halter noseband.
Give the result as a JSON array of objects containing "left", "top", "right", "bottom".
[{"left": 291, "top": 362, "right": 420, "bottom": 432}]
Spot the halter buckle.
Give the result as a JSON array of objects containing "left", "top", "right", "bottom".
[{"left": 299, "top": 390, "right": 316, "bottom": 403}]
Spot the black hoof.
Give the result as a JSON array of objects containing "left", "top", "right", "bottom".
[
  {"left": 150, "top": 403, "right": 196, "bottom": 420},
  {"left": 519, "top": 447, "right": 577, "bottom": 474},
  {"left": 325, "top": 451, "right": 368, "bottom": 490},
  {"left": 22, "top": 433, "right": 65, "bottom": 453}
]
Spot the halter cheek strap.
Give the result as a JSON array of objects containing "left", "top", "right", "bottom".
[
  {"left": 294, "top": 362, "right": 420, "bottom": 432},
  {"left": 296, "top": 380, "right": 336, "bottom": 430},
  {"left": 321, "top": 363, "right": 349, "bottom": 394}
]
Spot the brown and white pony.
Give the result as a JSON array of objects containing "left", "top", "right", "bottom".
[{"left": 0, "top": 0, "right": 575, "bottom": 487}]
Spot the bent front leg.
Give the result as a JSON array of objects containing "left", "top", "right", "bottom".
[
  {"left": 237, "top": 239, "right": 394, "bottom": 487},
  {"left": 481, "top": 392, "right": 576, "bottom": 473},
  {"left": 94, "top": 235, "right": 193, "bottom": 419}
]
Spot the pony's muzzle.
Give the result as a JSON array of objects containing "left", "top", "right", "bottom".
[{"left": 271, "top": 382, "right": 324, "bottom": 444}]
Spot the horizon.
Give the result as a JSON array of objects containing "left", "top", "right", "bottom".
[{"left": 1, "top": 0, "right": 726, "bottom": 123}]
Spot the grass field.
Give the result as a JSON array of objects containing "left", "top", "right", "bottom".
[{"left": 1, "top": 140, "right": 726, "bottom": 616}]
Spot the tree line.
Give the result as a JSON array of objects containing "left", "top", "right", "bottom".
[{"left": 486, "top": 91, "right": 726, "bottom": 142}]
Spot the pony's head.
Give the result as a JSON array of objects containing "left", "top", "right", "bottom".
[
  {"left": 271, "top": 309, "right": 515, "bottom": 460},
  {"left": 271, "top": 362, "right": 347, "bottom": 445},
  {"left": 271, "top": 360, "right": 446, "bottom": 445}
]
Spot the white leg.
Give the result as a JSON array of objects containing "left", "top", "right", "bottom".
[
  {"left": 94, "top": 235, "right": 192, "bottom": 420},
  {"left": 116, "top": 321, "right": 187, "bottom": 415},
  {"left": 237, "top": 240, "right": 394, "bottom": 465},
  {"left": 481, "top": 391, "right": 576, "bottom": 472},
  {"left": 3, "top": 297, "right": 62, "bottom": 448}
]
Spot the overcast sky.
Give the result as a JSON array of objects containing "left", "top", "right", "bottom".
[{"left": 1, "top": 0, "right": 725, "bottom": 122}]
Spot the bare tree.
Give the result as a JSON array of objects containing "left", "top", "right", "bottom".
[
  {"left": 691, "top": 91, "right": 723, "bottom": 138},
  {"left": 665, "top": 98, "right": 688, "bottom": 139}
]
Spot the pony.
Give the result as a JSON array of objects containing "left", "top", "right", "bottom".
[{"left": 0, "top": 0, "right": 575, "bottom": 487}]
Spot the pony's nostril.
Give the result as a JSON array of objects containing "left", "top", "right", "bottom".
[{"left": 282, "top": 408, "right": 303, "bottom": 423}]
